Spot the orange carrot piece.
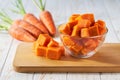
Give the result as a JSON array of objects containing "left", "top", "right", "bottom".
[
  {"left": 46, "top": 47, "right": 62, "bottom": 60},
  {"left": 68, "top": 20, "right": 78, "bottom": 28},
  {"left": 9, "top": 20, "right": 36, "bottom": 42},
  {"left": 75, "top": 16, "right": 82, "bottom": 21},
  {"left": 71, "top": 25, "right": 81, "bottom": 37},
  {"left": 36, "top": 46, "right": 47, "bottom": 56},
  {"left": 96, "top": 20, "right": 106, "bottom": 35},
  {"left": 37, "top": 34, "right": 51, "bottom": 46},
  {"left": 47, "top": 39, "right": 59, "bottom": 47},
  {"left": 40, "top": 11, "right": 56, "bottom": 36},
  {"left": 60, "top": 46, "right": 65, "bottom": 56},
  {"left": 81, "top": 14, "right": 95, "bottom": 25},
  {"left": 17, "top": 20, "right": 42, "bottom": 38},
  {"left": 81, "top": 28, "right": 90, "bottom": 37},
  {"left": 70, "top": 44, "right": 83, "bottom": 54},
  {"left": 59, "top": 24, "right": 72, "bottom": 35},
  {"left": 81, "top": 39, "right": 97, "bottom": 55},
  {"left": 24, "top": 13, "right": 49, "bottom": 34},
  {"left": 89, "top": 25, "right": 100, "bottom": 36},
  {"left": 69, "top": 14, "right": 80, "bottom": 22},
  {"left": 78, "top": 19, "right": 91, "bottom": 28},
  {"left": 62, "top": 36, "right": 75, "bottom": 46}
]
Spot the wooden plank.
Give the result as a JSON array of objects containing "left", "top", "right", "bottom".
[
  {"left": 103, "top": 0, "right": 120, "bottom": 41},
  {"left": 13, "top": 43, "right": 120, "bottom": 72},
  {"left": 0, "top": 40, "right": 34, "bottom": 80},
  {"left": 100, "top": 0, "right": 120, "bottom": 80},
  {"left": 0, "top": 34, "right": 13, "bottom": 76},
  {"left": 67, "top": 73, "right": 100, "bottom": 80}
]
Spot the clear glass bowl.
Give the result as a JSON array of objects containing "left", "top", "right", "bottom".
[{"left": 59, "top": 27, "right": 108, "bottom": 58}]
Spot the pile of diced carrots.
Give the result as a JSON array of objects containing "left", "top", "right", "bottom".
[
  {"left": 33, "top": 34, "right": 64, "bottom": 60},
  {"left": 59, "top": 14, "right": 107, "bottom": 55}
]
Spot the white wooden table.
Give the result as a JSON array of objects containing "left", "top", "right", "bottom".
[{"left": 0, "top": 0, "right": 120, "bottom": 80}]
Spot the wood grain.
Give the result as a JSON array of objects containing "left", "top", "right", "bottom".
[{"left": 13, "top": 43, "right": 120, "bottom": 73}]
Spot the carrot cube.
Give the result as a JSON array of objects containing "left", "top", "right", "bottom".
[
  {"left": 81, "top": 14, "right": 95, "bottom": 25},
  {"left": 33, "top": 41, "right": 38, "bottom": 50},
  {"left": 96, "top": 20, "right": 106, "bottom": 35},
  {"left": 81, "top": 48, "right": 90, "bottom": 55},
  {"left": 47, "top": 39, "right": 59, "bottom": 47},
  {"left": 71, "top": 25, "right": 81, "bottom": 36},
  {"left": 37, "top": 34, "right": 51, "bottom": 46},
  {"left": 62, "top": 36, "right": 75, "bottom": 46},
  {"left": 68, "top": 20, "right": 78, "bottom": 28},
  {"left": 83, "top": 39, "right": 97, "bottom": 51},
  {"left": 81, "top": 28, "right": 90, "bottom": 37},
  {"left": 89, "top": 25, "right": 100, "bottom": 36},
  {"left": 59, "top": 24, "right": 72, "bottom": 35},
  {"left": 78, "top": 19, "right": 91, "bottom": 28},
  {"left": 69, "top": 14, "right": 80, "bottom": 22},
  {"left": 70, "top": 44, "right": 83, "bottom": 54},
  {"left": 75, "top": 16, "right": 82, "bottom": 21},
  {"left": 36, "top": 46, "right": 47, "bottom": 56},
  {"left": 46, "top": 47, "right": 62, "bottom": 60},
  {"left": 81, "top": 39, "right": 97, "bottom": 55},
  {"left": 60, "top": 46, "right": 65, "bottom": 56}
]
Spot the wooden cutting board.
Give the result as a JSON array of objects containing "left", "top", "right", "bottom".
[{"left": 13, "top": 43, "right": 120, "bottom": 73}]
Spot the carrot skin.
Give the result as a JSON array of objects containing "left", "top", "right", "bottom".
[
  {"left": 23, "top": 13, "right": 49, "bottom": 34},
  {"left": 16, "top": 20, "right": 42, "bottom": 38},
  {"left": 40, "top": 11, "right": 56, "bottom": 36},
  {"left": 9, "top": 20, "right": 36, "bottom": 42}
]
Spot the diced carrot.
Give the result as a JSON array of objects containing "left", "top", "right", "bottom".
[
  {"left": 81, "top": 14, "right": 95, "bottom": 25},
  {"left": 47, "top": 39, "right": 59, "bottom": 47},
  {"left": 69, "top": 14, "right": 80, "bottom": 22},
  {"left": 83, "top": 39, "right": 97, "bottom": 50},
  {"left": 81, "top": 28, "right": 90, "bottom": 37},
  {"left": 58, "top": 24, "right": 72, "bottom": 35},
  {"left": 71, "top": 25, "right": 81, "bottom": 37},
  {"left": 46, "top": 47, "right": 62, "bottom": 60},
  {"left": 89, "top": 25, "right": 100, "bottom": 36},
  {"left": 70, "top": 44, "right": 83, "bottom": 54},
  {"left": 75, "top": 16, "right": 82, "bottom": 21},
  {"left": 60, "top": 46, "right": 65, "bottom": 56},
  {"left": 37, "top": 34, "right": 51, "bottom": 46},
  {"left": 36, "top": 46, "right": 47, "bottom": 56},
  {"left": 78, "top": 19, "right": 91, "bottom": 28},
  {"left": 68, "top": 20, "right": 78, "bottom": 28},
  {"left": 33, "top": 41, "right": 39, "bottom": 51},
  {"left": 81, "top": 48, "right": 90, "bottom": 55},
  {"left": 62, "top": 36, "right": 75, "bottom": 46},
  {"left": 96, "top": 20, "right": 106, "bottom": 35},
  {"left": 81, "top": 38, "right": 97, "bottom": 55}
]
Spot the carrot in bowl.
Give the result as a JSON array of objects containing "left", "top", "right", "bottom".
[{"left": 32, "top": 0, "right": 56, "bottom": 36}]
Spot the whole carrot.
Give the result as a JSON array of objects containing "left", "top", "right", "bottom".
[
  {"left": 33, "top": 0, "right": 56, "bottom": 36},
  {"left": 23, "top": 13, "right": 49, "bottom": 34},
  {"left": 0, "top": 11, "right": 37, "bottom": 42},
  {"left": 12, "top": 0, "right": 49, "bottom": 34},
  {"left": 16, "top": 20, "right": 42, "bottom": 38},
  {"left": 9, "top": 24, "right": 36, "bottom": 42}
]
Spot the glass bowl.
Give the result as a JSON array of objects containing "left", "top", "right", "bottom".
[{"left": 59, "top": 27, "right": 108, "bottom": 58}]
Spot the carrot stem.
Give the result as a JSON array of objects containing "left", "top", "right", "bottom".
[
  {"left": 0, "top": 10, "right": 13, "bottom": 30},
  {"left": 0, "top": 25, "right": 9, "bottom": 30},
  {"left": 32, "top": 0, "right": 46, "bottom": 11},
  {"left": 0, "top": 11, "right": 13, "bottom": 24},
  {"left": 11, "top": 0, "right": 26, "bottom": 16}
]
